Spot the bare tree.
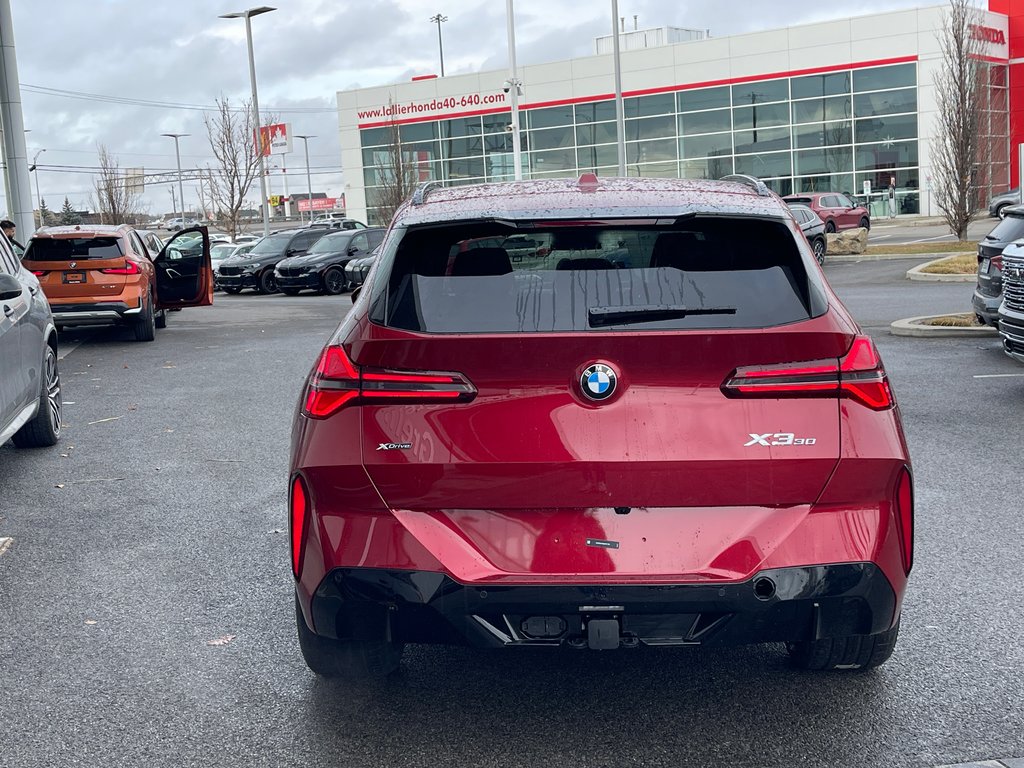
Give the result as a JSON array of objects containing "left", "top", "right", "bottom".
[
  {"left": 373, "top": 108, "right": 421, "bottom": 225},
  {"left": 204, "top": 97, "right": 269, "bottom": 239},
  {"left": 92, "top": 143, "right": 143, "bottom": 224},
  {"left": 932, "top": 0, "right": 990, "bottom": 240}
]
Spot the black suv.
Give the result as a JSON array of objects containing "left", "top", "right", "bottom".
[
  {"left": 274, "top": 227, "right": 385, "bottom": 295},
  {"left": 973, "top": 206, "right": 1024, "bottom": 326},
  {"left": 0, "top": 231, "right": 61, "bottom": 449},
  {"left": 217, "top": 228, "right": 327, "bottom": 294}
]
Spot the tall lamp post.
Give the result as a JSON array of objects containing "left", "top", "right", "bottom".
[
  {"left": 294, "top": 134, "right": 316, "bottom": 224},
  {"left": 504, "top": 0, "right": 522, "bottom": 181},
  {"left": 430, "top": 14, "right": 448, "bottom": 76},
  {"left": 161, "top": 133, "right": 188, "bottom": 223},
  {"left": 610, "top": 0, "right": 626, "bottom": 176},
  {"left": 220, "top": 6, "right": 276, "bottom": 237},
  {"left": 28, "top": 147, "right": 44, "bottom": 226}
]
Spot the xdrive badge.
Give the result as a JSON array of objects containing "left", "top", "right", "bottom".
[{"left": 580, "top": 363, "right": 617, "bottom": 401}]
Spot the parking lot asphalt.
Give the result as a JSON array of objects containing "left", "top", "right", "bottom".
[{"left": 1, "top": 261, "right": 1023, "bottom": 768}]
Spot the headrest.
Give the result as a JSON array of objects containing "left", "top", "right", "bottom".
[{"left": 451, "top": 247, "right": 512, "bottom": 276}]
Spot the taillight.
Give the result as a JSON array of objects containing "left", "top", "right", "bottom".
[
  {"left": 31, "top": 270, "right": 47, "bottom": 276},
  {"left": 99, "top": 261, "right": 140, "bottom": 275},
  {"left": 722, "top": 334, "right": 893, "bottom": 410},
  {"left": 895, "top": 466, "right": 913, "bottom": 574},
  {"left": 290, "top": 475, "right": 309, "bottom": 578},
  {"left": 302, "top": 344, "right": 476, "bottom": 419},
  {"left": 991, "top": 255, "right": 1003, "bottom": 271}
]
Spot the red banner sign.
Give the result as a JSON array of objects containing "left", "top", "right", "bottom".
[{"left": 297, "top": 197, "right": 337, "bottom": 212}]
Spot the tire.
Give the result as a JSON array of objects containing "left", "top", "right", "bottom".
[
  {"left": 321, "top": 266, "right": 346, "bottom": 296},
  {"left": 787, "top": 617, "right": 900, "bottom": 671},
  {"left": 133, "top": 293, "right": 156, "bottom": 342},
  {"left": 155, "top": 308, "right": 167, "bottom": 329},
  {"left": 295, "top": 596, "right": 403, "bottom": 679},
  {"left": 812, "top": 237, "right": 826, "bottom": 265},
  {"left": 223, "top": 286, "right": 242, "bottom": 295},
  {"left": 257, "top": 269, "right": 279, "bottom": 295},
  {"left": 280, "top": 287, "right": 301, "bottom": 296},
  {"left": 824, "top": 219, "right": 837, "bottom": 234},
  {"left": 997, "top": 204, "right": 1010, "bottom": 219},
  {"left": 12, "top": 344, "right": 61, "bottom": 448},
  {"left": 859, "top": 217, "right": 871, "bottom": 231}
]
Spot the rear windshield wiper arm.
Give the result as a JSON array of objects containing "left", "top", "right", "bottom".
[{"left": 588, "top": 304, "right": 737, "bottom": 327}]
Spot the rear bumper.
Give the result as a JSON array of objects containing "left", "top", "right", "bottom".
[
  {"left": 306, "top": 563, "right": 897, "bottom": 648},
  {"left": 973, "top": 289, "right": 1001, "bottom": 325},
  {"left": 50, "top": 300, "right": 142, "bottom": 326}
]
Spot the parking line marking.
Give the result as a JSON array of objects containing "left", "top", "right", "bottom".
[
  {"left": 908, "top": 234, "right": 956, "bottom": 244},
  {"left": 57, "top": 342, "right": 81, "bottom": 361},
  {"left": 974, "top": 373, "right": 1024, "bottom": 378},
  {"left": 0, "top": 537, "right": 12, "bottom": 557}
]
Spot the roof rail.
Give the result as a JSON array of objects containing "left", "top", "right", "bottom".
[
  {"left": 411, "top": 180, "right": 445, "bottom": 205},
  {"left": 721, "top": 174, "right": 771, "bottom": 197}
]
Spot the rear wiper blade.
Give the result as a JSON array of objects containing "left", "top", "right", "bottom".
[{"left": 588, "top": 304, "right": 736, "bottom": 327}]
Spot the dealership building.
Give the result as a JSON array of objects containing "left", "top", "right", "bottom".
[{"left": 337, "top": 2, "right": 1019, "bottom": 226}]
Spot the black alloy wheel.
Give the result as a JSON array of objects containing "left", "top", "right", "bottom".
[
  {"left": 321, "top": 267, "right": 346, "bottom": 296},
  {"left": 258, "top": 269, "right": 279, "bottom": 294},
  {"left": 859, "top": 217, "right": 870, "bottom": 230},
  {"left": 824, "top": 220, "right": 837, "bottom": 234},
  {"left": 133, "top": 293, "right": 156, "bottom": 342},
  {"left": 12, "top": 344, "right": 62, "bottom": 447}
]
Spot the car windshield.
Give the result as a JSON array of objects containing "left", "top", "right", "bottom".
[
  {"left": 987, "top": 214, "right": 1024, "bottom": 242},
  {"left": 307, "top": 232, "right": 353, "bottom": 254},
  {"left": 249, "top": 233, "right": 291, "bottom": 254},
  {"left": 211, "top": 244, "right": 236, "bottom": 260},
  {"left": 25, "top": 236, "right": 124, "bottom": 261},
  {"left": 371, "top": 218, "right": 826, "bottom": 334}
]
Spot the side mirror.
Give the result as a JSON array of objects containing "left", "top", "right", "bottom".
[
  {"left": 0, "top": 272, "right": 23, "bottom": 301},
  {"left": 347, "top": 245, "right": 359, "bottom": 255}
]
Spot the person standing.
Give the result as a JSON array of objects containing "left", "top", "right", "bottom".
[
  {"left": 888, "top": 177, "right": 897, "bottom": 219},
  {"left": 0, "top": 220, "right": 25, "bottom": 256}
]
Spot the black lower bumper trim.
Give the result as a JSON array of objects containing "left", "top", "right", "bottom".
[
  {"left": 276, "top": 274, "right": 320, "bottom": 289},
  {"left": 309, "top": 564, "right": 897, "bottom": 649}
]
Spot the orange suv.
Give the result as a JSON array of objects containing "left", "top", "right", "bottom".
[{"left": 22, "top": 224, "right": 214, "bottom": 341}]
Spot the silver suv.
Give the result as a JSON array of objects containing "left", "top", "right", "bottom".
[{"left": 0, "top": 231, "right": 62, "bottom": 448}]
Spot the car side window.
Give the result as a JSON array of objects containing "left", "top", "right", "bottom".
[
  {"left": 350, "top": 234, "right": 368, "bottom": 252},
  {"left": 293, "top": 231, "right": 321, "bottom": 250},
  {"left": 0, "top": 236, "right": 16, "bottom": 274},
  {"left": 367, "top": 230, "right": 385, "bottom": 248},
  {"left": 128, "top": 232, "right": 146, "bottom": 258}
]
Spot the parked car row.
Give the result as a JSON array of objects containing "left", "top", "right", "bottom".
[{"left": 214, "top": 224, "right": 382, "bottom": 296}]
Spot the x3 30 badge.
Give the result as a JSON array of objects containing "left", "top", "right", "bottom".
[{"left": 745, "top": 432, "right": 817, "bottom": 447}]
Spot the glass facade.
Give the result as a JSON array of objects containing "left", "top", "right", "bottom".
[{"left": 359, "top": 62, "right": 939, "bottom": 224}]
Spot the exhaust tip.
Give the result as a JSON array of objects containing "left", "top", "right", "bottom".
[{"left": 753, "top": 576, "right": 776, "bottom": 601}]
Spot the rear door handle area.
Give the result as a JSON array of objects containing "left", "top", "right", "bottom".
[{"left": 3, "top": 304, "right": 13, "bottom": 316}]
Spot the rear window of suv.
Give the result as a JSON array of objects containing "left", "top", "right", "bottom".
[
  {"left": 987, "top": 213, "right": 1024, "bottom": 244},
  {"left": 370, "top": 217, "right": 827, "bottom": 333},
  {"left": 25, "top": 237, "right": 124, "bottom": 261}
]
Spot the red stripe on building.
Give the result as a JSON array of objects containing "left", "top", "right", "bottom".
[{"left": 356, "top": 55, "right": 920, "bottom": 129}]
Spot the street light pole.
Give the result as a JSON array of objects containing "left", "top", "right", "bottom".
[
  {"left": 220, "top": 6, "right": 276, "bottom": 238},
  {"left": 430, "top": 14, "right": 448, "bottom": 76},
  {"left": 29, "top": 147, "right": 44, "bottom": 225},
  {"left": 161, "top": 133, "right": 189, "bottom": 223},
  {"left": 610, "top": 0, "right": 626, "bottom": 177},
  {"left": 295, "top": 134, "right": 316, "bottom": 224},
  {"left": 505, "top": 0, "right": 522, "bottom": 181}
]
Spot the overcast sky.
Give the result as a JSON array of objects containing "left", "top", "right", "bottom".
[{"left": 4, "top": 0, "right": 954, "bottom": 219}]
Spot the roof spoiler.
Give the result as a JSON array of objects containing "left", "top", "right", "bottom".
[{"left": 721, "top": 174, "right": 771, "bottom": 197}]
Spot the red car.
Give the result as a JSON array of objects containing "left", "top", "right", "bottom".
[
  {"left": 782, "top": 192, "right": 871, "bottom": 233},
  {"left": 290, "top": 174, "right": 912, "bottom": 677}
]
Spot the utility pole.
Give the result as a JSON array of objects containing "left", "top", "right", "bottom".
[
  {"left": 295, "top": 134, "right": 316, "bottom": 223},
  {"left": 29, "top": 147, "right": 44, "bottom": 226},
  {"left": 430, "top": 14, "right": 448, "bottom": 76},
  {"left": 161, "top": 133, "right": 189, "bottom": 221},
  {"left": 0, "top": 0, "right": 35, "bottom": 235}
]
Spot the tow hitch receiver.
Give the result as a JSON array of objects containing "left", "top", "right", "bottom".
[{"left": 587, "top": 619, "right": 621, "bottom": 650}]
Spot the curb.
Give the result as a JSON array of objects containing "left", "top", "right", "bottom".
[
  {"left": 829, "top": 251, "right": 953, "bottom": 262},
  {"left": 906, "top": 255, "right": 976, "bottom": 282},
  {"left": 890, "top": 314, "right": 998, "bottom": 337}
]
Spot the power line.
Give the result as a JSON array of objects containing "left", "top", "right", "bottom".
[{"left": 20, "top": 83, "right": 339, "bottom": 114}]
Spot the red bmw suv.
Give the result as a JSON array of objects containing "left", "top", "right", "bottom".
[{"left": 289, "top": 174, "right": 912, "bottom": 677}]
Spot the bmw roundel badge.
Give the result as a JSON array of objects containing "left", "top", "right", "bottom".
[{"left": 580, "top": 363, "right": 617, "bottom": 401}]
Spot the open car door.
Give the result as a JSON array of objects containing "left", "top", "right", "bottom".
[{"left": 153, "top": 226, "right": 213, "bottom": 309}]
